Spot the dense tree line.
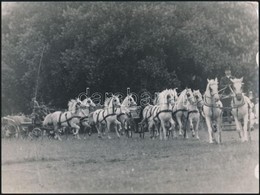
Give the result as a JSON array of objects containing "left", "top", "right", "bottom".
[{"left": 2, "top": 2, "right": 258, "bottom": 115}]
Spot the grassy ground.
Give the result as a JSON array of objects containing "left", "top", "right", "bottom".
[{"left": 1, "top": 127, "right": 259, "bottom": 193}]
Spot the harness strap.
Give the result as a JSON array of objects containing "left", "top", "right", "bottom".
[
  {"left": 80, "top": 116, "right": 89, "bottom": 126},
  {"left": 188, "top": 110, "right": 199, "bottom": 115},
  {"left": 58, "top": 112, "right": 62, "bottom": 126},
  {"left": 172, "top": 109, "right": 188, "bottom": 117},
  {"left": 117, "top": 113, "right": 126, "bottom": 120},
  {"left": 153, "top": 109, "right": 173, "bottom": 122},
  {"left": 65, "top": 113, "right": 71, "bottom": 127}
]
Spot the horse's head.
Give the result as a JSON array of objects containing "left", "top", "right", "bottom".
[
  {"left": 186, "top": 88, "right": 195, "bottom": 103},
  {"left": 111, "top": 95, "right": 121, "bottom": 108},
  {"left": 68, "top": 99, "right": 83, "bottom": 114},
  {"left": 125, "top": 94, "right": 137, "bottom": 107},
  {"left": 193, "top": 90, "right": 203, "bottom": 107},
  {"left": 230, "top": 77, "right": 244, "bottom": 101},
  {"left": 158, "top": 89, "right": 175, "bottom": 106},
  {"left": 207, "top": 78, "right": 220, "bottom": 102},
  {"left": 166, "top": 89, "right": 176, "bottom": 106},
  {"left": 82, "top": 97, "right": 96, "bottom": 108}
]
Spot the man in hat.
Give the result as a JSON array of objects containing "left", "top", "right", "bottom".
[{"left": 219, "top": 67, "right": 235, "bottom": 123}]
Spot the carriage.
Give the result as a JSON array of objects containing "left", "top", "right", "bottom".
[
  {"left": 1, "top": 105, "right": 55, "bottom": 139},
  {"left": 220, "top": 96, "right": 237, "bottom": 131}
]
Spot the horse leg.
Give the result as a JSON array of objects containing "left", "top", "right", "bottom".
[
  {"left": 83, "top": 123, "right": 91, "bottom": 139},
  {"left": 216, "top": 116, "right": 222, "bottom": 144},
  {"left": 233, "top": 116, "right": 242, "bottom": 141},
  {"left": 54, "top": 125, "right": 62, "bottom": 141},
  {"left": 160, "top": 120, "right": 167, "bottom": 141},
  {"left": 114, "top": 119, "right": 122, "bottom": 138},
  {"left": 106, "top": 121, "right": 112, "bottom": 139},
  {"left": 189, "top": 117, "right": 195, "bottom": 137},
  {"left": 176, "top": 114, "right": 183, "bottom": 136},
  {"left": 205, "top": 117, "right": 213, "bottom": 143},
  {"left": 170, "top": 118, "right": 176, "bottom": 139},
  {"left": 243, "top": 114, "right": 249, "bottom": 142},
  {"left": 148, "top": 120, "right": 155, "bottom": 139},
  {"left": 195, "top": 115, "right": 200, "bottom": 139},
  {"left": 95, "top": 122, "right": 102, "bottom": 138},
  {"left": 71, "top": 123, "right": 81, "bottom": 140}
]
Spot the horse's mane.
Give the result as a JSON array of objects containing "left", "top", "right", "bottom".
[
  {"left": 158, "top": 89, "right": 176, "bottom": 104},
  {"left": 68, "top": 99, "right": 79, "bottom": 113},
  {"left": 104, "top": 97, "right": 112, "bottom": 107},
  {"left": 122, "top": 94, "right": 133, "bottom": 106},
  {"left": 206, "top": 79, "right": 218, "bottom": 93},
  {"left": 177, "top": 89, "right": 187, "bottom": 104},
  {"left": 158, "top": 89, "right": 168, "bottom": 104}
]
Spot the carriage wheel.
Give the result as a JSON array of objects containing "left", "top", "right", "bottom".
[
  {"left": 29, "top": 128, "right": 42, "bottom": 139},
  {"left": 2, "top": 124, "right": 18, "bottom": 138}
]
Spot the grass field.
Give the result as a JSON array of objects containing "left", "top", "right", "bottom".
[{"left": 1, "top": 127, "right": 259, "bottom": 193}]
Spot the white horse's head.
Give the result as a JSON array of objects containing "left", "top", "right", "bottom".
[
  {"left": 230, "top": 77, "right": 244, "bottom": 101},
  {"left": 186, "top": 88, "right": 195, "bottom": 103},
  {"left": 123, "top": 94, "right": 137, "bottom": 107},
  {"left": 82, "top": 97, "right": 96, "bottom": 108},
  {"left": 193, "top": 89, "right": 203, "bottom": 107},
  {"left": 206, "top": 78, "right": 220, "bottom": 102},
  {"left": 158, "top": 89, "right": 175, "bottom": 106},
  {"left": 68, "top": 99, "right": 82, "bottom": 114},
  {"left": 105, "top": 95, "right": 121, "bottom": 108}
]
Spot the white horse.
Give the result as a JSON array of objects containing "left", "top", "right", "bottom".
[
  {"left": 92, "top": 95, "right": 122, "bottom": 139},
  {"left": 145, "top": 89, "right": 176, "bottom": 140},
  {"left": 79, "top": 97, "right": 96, "bottom": 139},
  {"left": 140, "top": 89, "right": 177, "bottom": 139},
  {"left": 43, "top": 98, "right": 85, "bottom": 141},
  {"left": 230, "top": 77, "right": 252, "bottom": 142},
  {"left": 202, "top": 78, "right": 223, "bottom": 144},
  {"left": 116, "top": 94, "right": 137, "bottom": 137},
  {"left": 172, "top": 88, "right": 195, "bottom": 138},
  {"left": 186, "top": 90, "right": 204, "bottom": 139},
  {"left": 65, "top": 97, "right": 96, "bottom": 139}
]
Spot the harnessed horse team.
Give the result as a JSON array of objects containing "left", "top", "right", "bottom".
[
  {"left": 3, "top": 77, "right": 255, "bottom": 144},
  {"left": 40, "top": 78, "right": 257, "bottom": 143}
]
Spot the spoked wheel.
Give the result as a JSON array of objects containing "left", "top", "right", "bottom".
[
  {"left": 29, "top": 127, "right": 43, "bottom": 139},
  {"left": 2, "top": 124, "right": 18, "bottom": 138}
]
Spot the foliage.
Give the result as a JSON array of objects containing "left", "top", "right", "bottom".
[{"left": 2, "top": 2, "right": 258, "bottom": 115}]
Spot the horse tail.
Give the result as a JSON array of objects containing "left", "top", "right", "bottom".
[{"left": 43, "top": 113, "right": 53, "bottom": 126}]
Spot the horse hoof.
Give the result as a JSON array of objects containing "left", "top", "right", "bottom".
[{"left": 196, "top": 136, "right": 200, "bottom": 140}]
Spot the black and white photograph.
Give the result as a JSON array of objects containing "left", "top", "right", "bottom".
[{"left": 1, "top": 1, "right": 259, "bottom": 193}]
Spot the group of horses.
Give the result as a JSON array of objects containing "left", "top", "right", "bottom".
[
  {"left": 2, "top": 77, "right": 256, "bottom": 144},
  {"left": 41, "top": 77, "right": 255, "bottom": 143}
]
